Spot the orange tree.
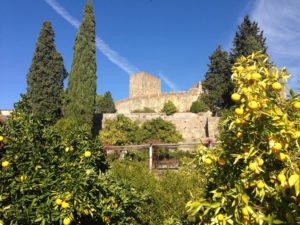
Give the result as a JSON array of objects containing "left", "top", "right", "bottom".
[
  {"left": 0, "top": 108, "right": 146, "bottom": 224},
  {"left": 186, "top": 52, "right": 300, "bottom": 224}
]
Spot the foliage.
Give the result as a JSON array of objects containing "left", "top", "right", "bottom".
[
  {"left": 141, "top": 117, "right": 183, "bottom": 143},
  {"left": 190, "top": 100, "right": 209, "bottom": 113},
  {"left": 99, "top": 114, "right": 142, "bottom": 145},
  {"left": 162, "top": 101, "right": 177, "bottom": 115},
  {"left": 14, "top": 94, "right": 32, "bottom": 114},
  {"left": 26, "top": 21, "right": 67, "bottom": 123},
  {"left": 200, "top": 45, "right": 233, "bottom": 112},
  {"left": 0, "top": 112, "right": 145, "bottom": 225},
  {"left": 54, "top": 117, "right": 91, "bottom": 138},
  {"left": 64, "top": 0, "right": 97, "bottom": 130},
  {"left": 110, "top": 160, "right": 206, "bottom": 225},
  {"left": 186, "top": 52, "right": 300, "bottom": 224},
  {"left": 132, "top": 107, "right": 155, "bottom": 113},
  {"left": 96, "top": 91, "right": 116, "bottom": 114}
]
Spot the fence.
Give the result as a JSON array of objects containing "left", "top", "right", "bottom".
[{"left": 103, "top": 138, "right": 217, "bottom": 170}]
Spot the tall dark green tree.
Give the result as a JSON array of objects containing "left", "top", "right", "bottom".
[
  {"left": 65, "top": 0, "right": 97, "bottom": 129},
  {"left": 200, "top": 45, "right": 232, "bottom": 112},
  {"left": 96, "top": 91, "right": 116, "bottom": 113},
  {"left": 230, "top": 14, "right": 267, "bottom": 62},
  {"left": 26, "top": 21, "right": 67, "bottom": 122}
]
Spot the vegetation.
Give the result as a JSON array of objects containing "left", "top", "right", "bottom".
[
  {"left": 187, "top": 52, "right": 300, "bottom": 224},
  {"left": 26, "top": 21, "right": 67, "bottom": 123},
  {"left": 99, "top": 115, "right": 182, "bottom": 145},
  {"left": 64, "top": 0, "right": 97, "bottom": 130},
  {"left": 96, "top": 91, "right": 116, "bottom": 114},
  {"left": 162, "top": 100, "right": 177, "bottom": 115},
  {"left": 190, "top": 100, "right": 209, "bottom": 113},
  {"left": 132, "top": 107, "right": 155, "bottom": 113}
]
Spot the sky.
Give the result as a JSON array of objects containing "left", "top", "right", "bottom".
[{"left": 0, "top": 0, "right": 299, "bottom": 109}]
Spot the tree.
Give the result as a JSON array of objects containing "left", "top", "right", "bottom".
[
  {"left": 190, "top": 100, "right": 209, "bottom": 113},
  {"left": 200, "top": 45, "right": 232, "bottom": 112},
  {"left": 96, "top": 91, "right": 116, "bottom": 113},
  {"left": 230, "top": 15, "right": 267, "bottom": 63},
  {"left": 64, "top": 0, "right": 97, "bottom": 129},
  {"left": 162, "top": 101, "right": 177, "bottom": 115},
  {"left": 26, "top": 21, "right": 67, "bottom": 122}
]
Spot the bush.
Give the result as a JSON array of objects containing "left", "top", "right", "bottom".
[
  {"left": 190, "top": 100, "right": 209, "bottom": 113},
  {"left": 186, "top": 52, "right": 300, "bottom": 224},
  {"left": 162, "top": 101, "right": 177, "bottom": 115},
  {"left": 131, "top": 107, "right": 155, "bottom": 113},
  {"left": 0, "top": 113, "right": 146, "bottom": 224}
]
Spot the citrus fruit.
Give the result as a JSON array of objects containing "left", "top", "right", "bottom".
[
  {"left": 248, "top": 101, "right": 259, "bottom": 109},
  {"left": 272, "top": 82, "right": 281, "bottom": 91},
  {"left": 293, "top": 102, "right": 300, "bottom": 110},
  {"left": 204, "top": 158, "right": 212, "bottom": 165},
  {"left": 231, "top": 93, "right": 241, "bottom": 101},
  {"left": 257, "top": 180, "right": 265, "bottom": 189},
  {"left": 218, "top": 158, "right": 226, "bottom": 166},
  {"left": 240, "top": 173, "right": 246, "bottom": 178},
  {"left": 84, "top": 151, "right": 91, "bottom": 158},
  {"left": 272, "top": 142, "right": 282, "bottom": 152},
  {"left": 2, "top": 161, "right": 10, "bottom": 167},
  {"left": 277, "top": 173, "right": 286, "bottom": 182},
  {"left": 242, "top": 207, "right": 249, "bottom": 216},
  {"left": 235, "top": 108, "right": 244, "bottom": 115},
  {"left": 237, "top": 66, "right": 244, "bottom": 73},
  {"left": 237, "top": 132, "right": 243, "bottom": 138},
  {"left": 61, "top": 201, "right": 70, "bottom": 209},
  {"left": 63, "top": 217, "right": 71, "bottom": 225},
  {"left": 217, "top": 214, "right": 224, "bottom": 221},
  {"left": 56, "top": 198, "right": 63, "bottom": 205},
  {"left": 277, "top": 152, "right": 286, "bottom": 160},
  {"left": 251, "top": 72, "right": 262, "bottom": 80},
  {"left": 244, "top": 183, "right": 249, "bottom": 189},
  {"left": 257, "top": 158, "right": 264, "bottom": 166},
  {"left": 249, "top": 163, "right": 256, "bottom": 171},
  {"left": 0, "top": 136, "right": 3, "bottom": 142},
  {"left": 65, "top": 147, "right": 69, "bottom": 152},
  {"left": 270, "top": 178, "right": 275, "bottom": 183}
]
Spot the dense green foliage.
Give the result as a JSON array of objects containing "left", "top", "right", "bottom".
[
  {"left": 132, "top": 107, "right": 155, "bottom": 113},
  {"left": 64, "top": 0, "right": 97, "bottom": 129},
  {"left": 110, "top": 160, "right": 206, "bottom": 225},
  {"left": 96, "top": 91, "right": 116, "bottom": 114},
  {"left": 26, "top": 21, "right": 67, "bottom": 123},
  {"left": 190, "top": 100, "right": 209, "bottom": 113},
  {"left": 200, "top": 45, "right": 232, "bottom": 112},
  {"left": 99, "top": 115, "right": 182, "bottom": 145},
  {"left": 162, "top": 101, "right": 177, "bottom": 115},
  {"left": 0, "top": 112, "right": 146, "bottom": 224}
]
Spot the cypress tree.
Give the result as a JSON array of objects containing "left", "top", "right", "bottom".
[
  {"left": 96, "top": 91, "right": 116, "bottom": 113},
  {"left": 26, "top": 20, "right": 67, "bottom": 122},
  {"left": 200, "top": 45, "right": 232, "bottom": 112},
  {"left": 65, "top": 0, "right": 97, "bottom": 128}
]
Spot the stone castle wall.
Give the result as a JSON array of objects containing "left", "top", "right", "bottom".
[{"left": 102, "top": 113, "right": 220, "bottom": 143}]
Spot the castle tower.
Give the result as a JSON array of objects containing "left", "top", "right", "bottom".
[{"left": 129, "top": 72, "right": 161, "bottom": 98}]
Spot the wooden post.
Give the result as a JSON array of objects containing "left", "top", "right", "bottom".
[{"left": 149, "top": 143, "right": 153, "bottom": 171}]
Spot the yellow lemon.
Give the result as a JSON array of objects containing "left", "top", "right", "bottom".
[
  {"left": 251, "top": 72, "right": 262, "bottom": 80},
  {"left": 257, "top": 158, "right": 264, "bottom": 166},
  {"left": 0, "top": 136, "right": 3, "bottom": 142},
  {"left": 257, "top": 181, "right": 265, "bottom": 189},
  {"left": 248, "top": 101, "right": 259, "bottom": 110},
  {"left": 231, "top": 93, "right": 241, "bottom": 102},
  {"left": 84, "top": 151, "right": 91, "bottom": 158},
  {"left": 272, "top": 143, "right": 282, "bottom": 152},
  {"left": 237, "top": 132, "right": 243, "bottom": 138},
  {"left": 277, "top": 152, "right": 286, "bottom": 161},
  {"left": 277, "top": 173, "right": 286, "bottom": 182},
  {"left": 2, "top": 161, "right": 10, "bottom": 167},
  {"left": 242, "top": 207, "right": 249, "bottom": 216},
  {"left": 272, "top": 82, "right": 281, "bottom": 91},
  {"left": 217, "top": 214, "right": 224, "bottom": 221},
  {"left": 249, "top": 163, "right": 256, "bottom": 171},
  {"left": 204, "top": 158, "right": 212, "bottom": 165},
  {"left": 61, "top": 201, "right": 70, "bottom": 209},
  {"left": 65, "top": 147, "right": 70, "bottom": 152},
  {"left": 63, "top": 217, "right": 71, "bottom": 225},
  {"left": 56, "top": 198, "right": 63, "bottom": 205},
  {"left": 235, "top": 108, "right": 244, "bottom": 115},
  {"left": 293, "top": 102, "right": 300, "bottom": 110},
  {"left": 270, "top": 178, "right": 275, "bottom": 183}
]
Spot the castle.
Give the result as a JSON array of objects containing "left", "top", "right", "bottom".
[{"left": 115, "top": 72, "right": 203, "bottom": 113}]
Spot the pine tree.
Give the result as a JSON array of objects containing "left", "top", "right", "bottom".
[
  {"left": 26, "top": 21, "right": 67, "bottom": 122},
  {"left": 231, "top": 14, "right": 267, "bottom": 62},
  {"left": 200, "top": 45, "right": 232, "bottom": 112},
  {"left": 64, "top": 0, "right": 97, "bottom": 128},
  {"left": 96, "top": 91, "right": 116, "bottom": 114}
]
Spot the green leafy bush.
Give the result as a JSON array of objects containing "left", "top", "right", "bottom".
[
  {"left": 162, "top": 101, "right": 177, "bottom": 115},
  {"left": 0, "top": 112, "right": 146, "bottom": 224},
  {"left": 190, "top": 100, "right": 209, "bottom": 113}
]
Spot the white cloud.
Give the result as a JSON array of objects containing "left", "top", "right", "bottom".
[
  {"left": 158, "top": 72, "right": 179, "bottom": 91},
  {"left": 250, "top": 0, "right": 300, "bottom": 90},
  {"left": 45, "top": 0, "right": 140, "bottom": 75}
]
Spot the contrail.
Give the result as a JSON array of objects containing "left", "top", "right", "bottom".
[
  {"left": 45, "top": 0, "right": 140, "bottom": 75},
  {"left": 159, "top": 72, "right": 179, "bottom": 91}
]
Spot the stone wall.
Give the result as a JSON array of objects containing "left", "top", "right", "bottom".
[
  {"left": 116, "top": 82, "right": 203, "bottom": 113},
  {"left": 102, "top": 113, "right": 220, "bottom": 143},
  {"left": 129, "top": 72, "right": 161, "bottom": 98}
]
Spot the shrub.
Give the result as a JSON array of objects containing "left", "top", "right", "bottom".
[
  {"left": 190, "top": 100, "right": 209, "bottom": 113},
  {"left": 131, "top": 107, "right": 155, "bottom": 113},
  {"left": 0, "top": 113, "right": 146, "bottom": 224},
  {"left": 162, "top": 101, "right": 177, "bottom": 115},
  {"left": 186, "top": 52, "right": 300, "bottom": 224}
]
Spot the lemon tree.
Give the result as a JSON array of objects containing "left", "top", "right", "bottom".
[
  {"left": 0, "top": 111, "right": 146, "bottom": 224},
  {"left": 186, "top": 52, "right": 300, "bottom": 224}
]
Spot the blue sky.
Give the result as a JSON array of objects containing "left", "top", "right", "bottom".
[{"left": 0, "top": 0, "right": 299, "bottom": 109}]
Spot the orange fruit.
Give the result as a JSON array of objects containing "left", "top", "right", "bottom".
[
  {"left": 293, "top": 102, "right": 300, "bottom": 110},
  {"left": 272, "top": 143, "right": 282, "bottom": 152},
  {"left": 235, "top": 108, "right": 244, "bottom": 115},
  {"left": 231, "top": 93, "right": 241, "bottom": 102},
  {"left": 237, "top": 132, "right": 243, "bottom": 138},
  {"left": 65, "top": 147, "right": 70, "bottom": 152},
  {"left": 204, "top": 158, "right": 212, "bottom": 165},
  {"left": 56, "top": 198, "right": 63, "bottom": 205},
  {"left": 272, "top": 82, "right": 281, "bottom": 91},
  {"left": 61, "top": 201, "right": 70, "bottom": 209},
  {"left": 249, "top": 163, "right": 256, "bottom": 171},
  {"left": 0, "top": 136, "right": 3, "bottom": 142},
  {"left": 251, "top": 72, "right": 262, "bottom": 80},
  {"left": 218, "top": 158, "right": 226, "bottom": 166},
  {"left": 244, "top": 183, "right": 249, "bottom": 189},
  {"left": 248, "top": 101, "right": 259, "bottom": 109},
  {"left": 254, "top": 169, "right": 260, "bottom": 175},
  {"left": 256, "top": 158, "right": 264, "bottom": 166},
  {"left": 277, "top": 173, "right": 286, "bottom": 182},
  {"left": 63, "top": 217, "right": 71, "bottom": 225},
  {"left": 2, "top": 161, "right": 10, "bottom": 167},
  {"left": 270, "top": 178, "right": 275, "bottom": 183},
  {"left": 217, "top": 214, "right": 224, "bottom": 221},
  {"left": 242, "top": 207, "right": 249, "bottom": 216},
  {"left": 84, "top": 151, "right": 91, "bottom": 158},
  {"left": 257, "top": 180, "right": 265, "bottom": 189},
  {"left": 277, "top": 152, "right": 286, "bottom": 160}
]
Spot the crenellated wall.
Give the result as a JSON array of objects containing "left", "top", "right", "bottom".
[{"left": 102, "top": 113, "right": 219, "bottom": 143}]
